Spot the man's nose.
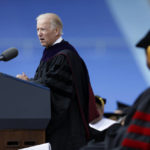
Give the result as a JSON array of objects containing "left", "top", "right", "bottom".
[{"left": 38, "top": 30, "right": 42, "bottom": 36}]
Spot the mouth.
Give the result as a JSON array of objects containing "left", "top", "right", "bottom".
[{"left": 40, "top": 38, "right": 45, "bottom": 43}]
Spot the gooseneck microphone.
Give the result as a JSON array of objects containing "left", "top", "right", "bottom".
[{"left": 0, "top": 47, "right": 18, "bottom": 61}]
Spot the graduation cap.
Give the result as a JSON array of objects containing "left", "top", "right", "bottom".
[
  {"left": 104, "top": 112, "right": 125, "bottom": 121},
  {"left": 116, "top": 101, "right": 130, "bottom": 114},
  {"left": 136, "top": 31, "right": 150, "bottom": 49},
  {"left": 95, "top": 95, "right": 106, "bottom": 107},
  {"left": 104, "top": 112, "right": 125, "bottom": 118}
]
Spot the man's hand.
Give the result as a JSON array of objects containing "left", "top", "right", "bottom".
[{"left": 16, "top": 72, "right": 29, "bottom": 81}]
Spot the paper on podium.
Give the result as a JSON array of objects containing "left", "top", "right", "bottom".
[
  {"left": 89, "top": 118, "right": 117, "bottom": 131},
  {"left": 18, "top": 143, "right": 51, "bottom": 150}
]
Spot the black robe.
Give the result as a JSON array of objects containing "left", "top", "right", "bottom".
[{"left": 33, "top": 41, "right": 99, "bottom": 150}]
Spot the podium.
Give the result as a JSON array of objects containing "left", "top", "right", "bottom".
[{"left": 0, "top": 72, "right": 51, "bottom": 150}]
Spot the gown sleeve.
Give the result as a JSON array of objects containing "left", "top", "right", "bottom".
[{"left": 45, "top": 54, "right": 73, "bottom": 96}]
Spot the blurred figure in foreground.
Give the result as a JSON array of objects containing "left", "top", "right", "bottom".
[{"left": 105, "top": 30, "right": 150, "bottom": 150}]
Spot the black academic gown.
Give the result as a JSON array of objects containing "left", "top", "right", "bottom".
[{"left": 33, "top": 43, "right": 99, "bottom": 150}]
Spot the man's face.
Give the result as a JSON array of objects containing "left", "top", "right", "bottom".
[{"left": 37, "top": 18, "right": 58, "bottom": 48}]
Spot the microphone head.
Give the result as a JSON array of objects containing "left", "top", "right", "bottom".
[{"left": 1, "top": 47, "right": 18, "bottom": 61}]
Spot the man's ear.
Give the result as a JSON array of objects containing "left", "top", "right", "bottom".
[
  {"left": 55, "top": 27, "right": 60, "bottom": 36},
  {"left": 146, "top": 46, "right": 150, "bottom": 69}
]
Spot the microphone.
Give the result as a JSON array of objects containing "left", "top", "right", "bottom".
[{"left": 0, "top": 47, "right": 18, "bottom": 61}]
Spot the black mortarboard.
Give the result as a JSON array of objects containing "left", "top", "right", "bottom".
[
  {"left": 95, "top": 95, "right": 106, "bottom": 107},
  {"left": 117, "top": 101, "right": 130, "bottom": 110},
  {"left": 116, "top": 101, "right": 130, "bottom": 113},
  {"left": 136, "top": 31, "right": 150, "bottom": 49},
  {"left": 104, "top": 112, "right": 124, "bottom": 118},
  {"left": 103, "top": 112, "right": 125, "bottom": 121}
]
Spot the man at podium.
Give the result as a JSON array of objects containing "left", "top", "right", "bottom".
[{"left": 16, "top": 13, "right": 99, "bottom": 150}]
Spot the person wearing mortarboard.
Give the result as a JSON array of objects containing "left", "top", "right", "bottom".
[
  {"left": 119, "top": 30, "right": 150, "bottom": 150},
  {"left": 105, "top": 31, "right": 150, "bottom": 150},
  {"left": 90, "top": 96, "right": 120, "bottom": 131}
]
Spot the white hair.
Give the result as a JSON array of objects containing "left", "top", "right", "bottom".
[{"left": 36, "top": 13, "right": 63, "bottom": 35}]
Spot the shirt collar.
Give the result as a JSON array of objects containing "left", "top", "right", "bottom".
[{"left": 53, "top": 36, "right": 63, "bottom": 45}]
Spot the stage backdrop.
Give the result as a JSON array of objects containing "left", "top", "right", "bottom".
[{"left": 0, "top": 0, "right": 150, "bottom": 112}]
